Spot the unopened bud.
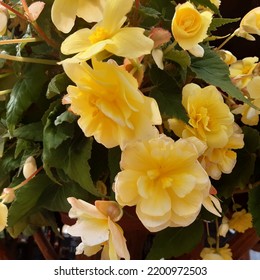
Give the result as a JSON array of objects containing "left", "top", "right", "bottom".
[
  {"left": 23, "top": 156, "right": 37, "bottom": 179},
  {"left": 1, "top": 188, "right": 15, "bottom": 203}
]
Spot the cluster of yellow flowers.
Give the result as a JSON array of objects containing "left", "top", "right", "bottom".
[
  {"left": 48, "top": 0, "right": 260, "bottom": 260},
  {"left": 0, "top": 0, "right": 259, "bottom": 260}
]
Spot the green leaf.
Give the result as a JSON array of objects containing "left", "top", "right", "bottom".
[
  {"left": 190, "top": 46, "right": 253, "bottom": 107},
  {"left": 214, "top": 149, "right": 256, "bottom": 198},
  {"left": 150, "top": 66, "right": 188, "bottom": 122},
  {"left": 209, "top": 18, "right": 240, "bottom": 32},
  {"left": 40, "top": 181, "right": 91, "bottom": 212},
  {"left": 164, "top": 49, "right": 191, "bottom": 70},
  {"left": 13, "top": 122, "right": 43, "bottom": 141},
  {"left": 7, "top": 174, "right": 55, "bottom": 227},
  {"left": 6, "top": 64, "right": 49, "bottom": 133},
  {"left": 146, "top": 220, "right": 204, "bottom": 259},
  {"left": 54, "top": 111, "right": 77, "bottom": 126},
  {"left": 248, "top": 185, "right": 260, "bottom": 236},
  {"left": 46, "top": 72, "right": 71, "bottom": 99},
  {"left": 190, "top": 0, "right": 220, "bottom": 15}
]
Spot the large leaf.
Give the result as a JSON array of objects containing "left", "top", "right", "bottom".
[
  {"left": 190, "top": 46, "right": 253, "bottom": 107},
  {"left": 150, "top": 66, "right": 188, "bottom": 122},
  {"left": 6, "top": 64, "right": 49, "bottom": 133},
  {"left": 7, "top": 174, "right": 55, "bottom": 227},
  {"left": 248, "top": 185, "right": 260, "bottom": 237},
  {"left": 13, "top": 122, "right": 43, "bottom": 141},
  {"left": 146, "top": 220, "right": 204, "bottom": 259}
]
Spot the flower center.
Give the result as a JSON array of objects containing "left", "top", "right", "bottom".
[{"left": 88, "top": 27, "right": 109, "bottom": 44}]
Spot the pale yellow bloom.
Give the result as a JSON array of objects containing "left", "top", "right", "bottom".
[
  {"left": 61, "top": 0, "right": 154, "bottom": 62},
  {"left": 229, "top": 56, "right": 259, "bottom": 89},
  {"left": 0, "top": 188, "right": 15, "bottom": 204},
  {"left": 51, "top": 0, "right": 106, "bottom": 33},
  {"left": 0, "top": 3, "right": 8, "bottom": 36},
  {"left": 232, "top": 76, "right": 260, "bottom": 126},
  {"left": 168, "top": 83, "right": 234, "bottom": 149},
  {"left": 114, "top": 134, "right": 220, "bottom": 232},
  {"left": 218, "top": 50, "right": 237, "bottom": 65},
  {"left": 0, "top": 202, "right": 8, "bottom": 232},
  {"left": 171, "top": 2, "right": 212, "bottom": 57},
  {"left": 23, "top": 156, "right": 37, "bottom": 179},
  {"left": 200, "top": 244, "right": 233, "bottom": 260},
  {"left": 237, "top": 7, "right": 260, "bottom": 41},
  {"left": 229, "top": 209, "right": 253, "bottom": 233},
  {"left": 62, "top": 59, "right": 161, "bottom": 149},
  {"left": 199, "top": 124, "right": 244, "bottom": 180},
  {"left": 66, "top": 198, "right": 130, "bottom": 260}
]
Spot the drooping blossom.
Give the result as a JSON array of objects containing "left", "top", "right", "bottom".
[
  {"left": 200, "top": 244, "right": 233, "bottom": 260},
  {"left": 66, "top": 198, "right": 130, "bottom": 260}
]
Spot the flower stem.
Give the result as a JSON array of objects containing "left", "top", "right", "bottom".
[
  {"left": 20, "top": 0, "right": 59, "bottom": 49},
  {"left": 215, "top": 218, "right": 220, "bottom": 251},
  {"left": 0, "top": 2, "right": 27, "bottom": 21},
  {"left": 0, "top": 89, "right": 12, "bottom": 95},
  {"left": 0, "top": 37, "right": 42, "bottom": 45},
  {"left": 0, "top": 53, "right": 58, "bottom": 65},
  {"left": 216, "top": 29, "right": 239, "bottom": 51},
  {"left": 12, "top": 166, "right": 43, "bottom": 191}
]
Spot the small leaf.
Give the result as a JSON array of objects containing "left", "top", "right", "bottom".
[
  {"left": 209, "top": 18, "right": 240, "bottom": 32},
  {"left": 146, "top": 220, "right": 204, "bottom": 259},
  {"left": 6, "top": 64, "right": 49, "bottom": 133},
  {"left": 190, "top": 0, "right": 220, "bottom": 15},
  {"left": 248, "top": 185, "right": 260, "bottom": 236},
  {"left": 190, "top": 45, "right": 253, "bottom": 107},
  {"left": 150, "top": 66, "right": 188, "bottom": 122},
  {"left": 13, "top": 122, "right": 43, "bottom": 141},
  {"left": 46, "top": 72, "right": 71, "bottom": 99}
]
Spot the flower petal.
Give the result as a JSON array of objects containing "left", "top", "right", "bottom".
[{"left": 0, "top": 203, "right": 8, "bottom": 231}]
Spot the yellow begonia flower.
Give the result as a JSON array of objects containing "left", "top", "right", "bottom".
[
  {"left": 0, "top": 202, "right": 8, "bottom": 232},
  {"left": 168, "top": 83, "right": 234, "bottom": 149},
  {"left": 218, "top": 50, "right": 237, "bottom": 65},
  {"left": 229, "top": 56, "right": 259, "bottom": 89},
  {"left": 228, "top": 209, "right": 253, "bottom": 233},
  {"left": 171, "top": 2, "right": 212, "bottom": 57},
  {"left": 200, "top": 244, "right": 233, "bottom": 260},
  {"left": 237, "top": 7, "right": 260, "bottom": 41},
  {"left": 199, "top": 123, "right": 244, "bottom": 180},
  {"left": 62, "top": 59, "right": 161, "bottom": 149},
  {"left": 66, "top": 198, "right": 130, "bottom": 260},
  {"left": 61, "top": 0, "right": 154, "bottom": 62},
  {"left": 0, "top": 4, "right": 8, "bottom": 36},
  {"left": 51, "top": 0, "right": 106, "bottom": 33},
  {"left": 233, "top": 76, "right": 260, "bottom": 126},
  {"left": 114, "top": 134, "right": 220, "bottom": 232}
]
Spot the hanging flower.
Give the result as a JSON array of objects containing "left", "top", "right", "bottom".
[
  {"left": 228, "top": 209, "right": 253, "bottom": 233},
  {"left": 229, "top": 56, "right": 259, "bottom": 89},
  {"left": 114, "top": 134, "right": 220, "bottom": 232},
  {"left": 218, "top": 49, "right": 237, "bottom": 65},
  {"left": 232, "top": 76, "right": 260, "bottom": 126},
  {"left": 62, "top": 59, "right": 161, "bottom": 149},
  {"left": 199, "top": 123, "right": 244, "bottom": 180},
  {"left": 51, "top": 0, "right": 106, "bottom": 33},
  {"left": 168, "top": 83, "right": 234, "bottom": 149},
  {"left": 65, "top": 198, "right": 130, "bottom": 260},
  {"left": 0, "top": 203, "right": 8, "bottom": 232},
  {"left": 200, "top": 244, "right": 233, "bottom": 260},
  {"left": 171, "top": 1, "right": 212, "bottom": 57},
  {"left": 237, "top": 7, "right": 260, "bottom": 41},
  {"left": 60, "top": 0, "right": 154, "bottom": 62}
]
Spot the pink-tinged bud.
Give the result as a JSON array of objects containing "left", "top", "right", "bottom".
[
  {"left": 122, "top": 58, "right": 144, "bottom": 86},
  {"left": 149, "top": 27, "right": 172, "bottom": 49},
  {"left": 1, "top": 188, "right": 15, "bottom": 203}
]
